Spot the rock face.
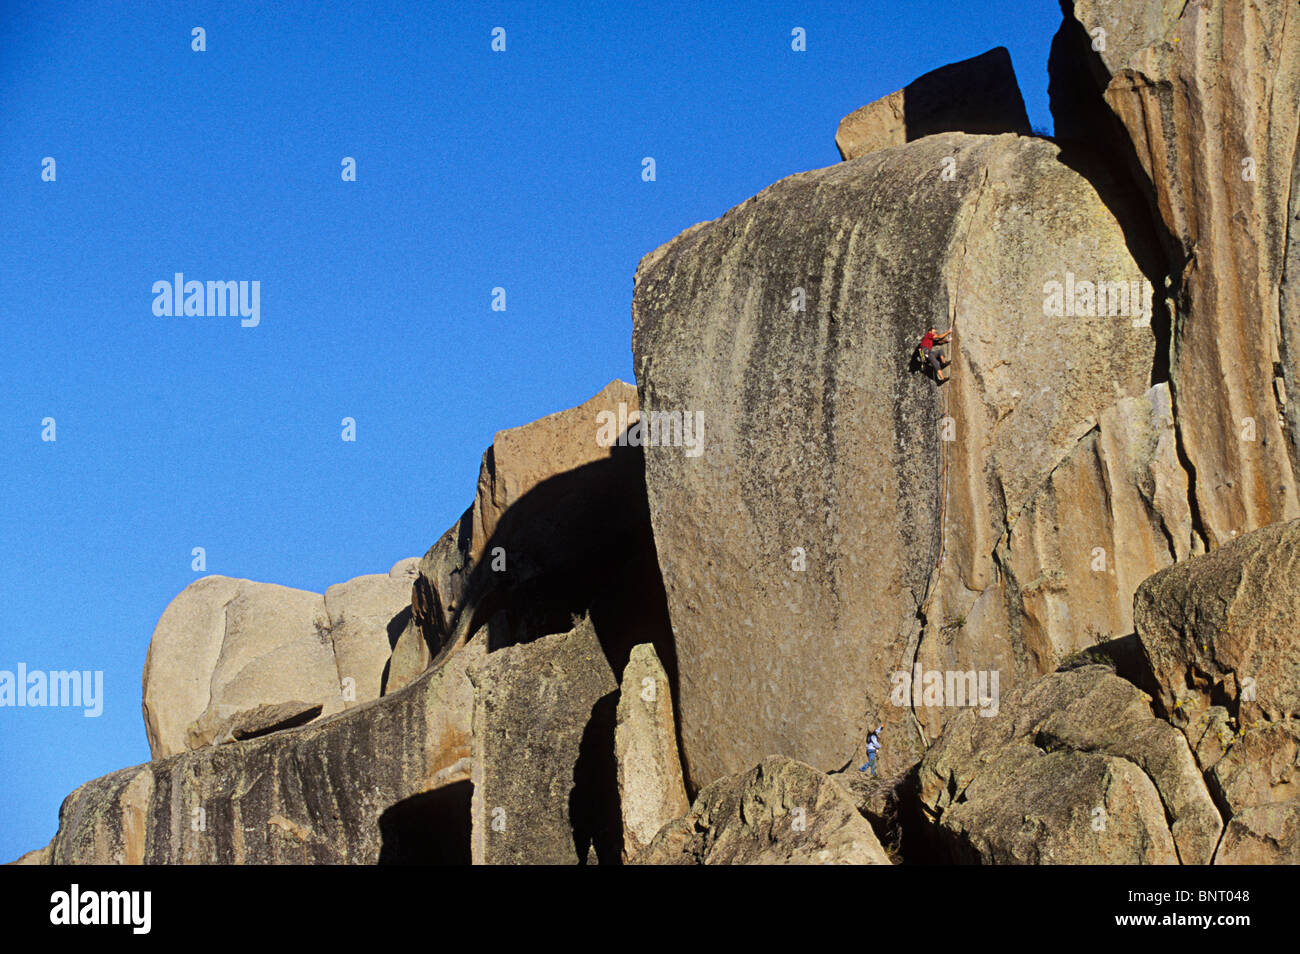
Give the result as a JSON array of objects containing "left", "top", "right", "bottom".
[
  {"left": 1052, "top": 0, "right": 1300, "bottom": 547},
  {"left": 635, "top": 756, "right": 891, "bottom": 865},
  {"left": 615, "top": 643, "right": 689, "bottom": 860},
  {"left": 46, "top": 640, "right": 480, "bottom": 863},
  {"left": 999, "top": 384, "right": 1189, "bottom": 669},
  {"left": 143, "top": 561, "right": 417, "bottom": 759},
  {"left": 392, "top": 380, "right": 673, "bottom": 694},
  {"left": 633, "top": 130, "right": 1173, "bottom": 787},
  {"left": 916, "top": 665, "right": 1220, "bottom": 864},
  {"left": 835, "top": 47, "right": 1032, "bottom": 161},
  {"left": 469, "top": 617, "right": 620, "bottom": 864}
]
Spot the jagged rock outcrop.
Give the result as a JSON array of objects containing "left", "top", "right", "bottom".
[
  {"left": 19, "top": 13, "right": 1300, "bottom": 868},
  {"left": 390, "top": 380, "right": 673, "bottom": 693},
  {"left": 633, "top": 130, "right": 1177, "bottom": 786},
  {"left": 835, "top": 47, "right": 1032, "bottom": 161},
  {"left": 1052, "top": 0, "right": 1300, "bottom": 547},
  {"left": 1208, "top": 721, "right": 1300, "bottom": 815},
  {"left": 143, "top": 560, "right": 416, "bottom": 758},
  {"left": 916, "top": 665, "right": 1221, "bottom": 864},
  {"left": 1135, "top": 518, "right": 1300, "bottom": 727},
  {"left": 635, "top": 755, "right": 890, "bottom": 865},
  {"left": 828, "top": 770, "right": 911, "bottom": 863},
  {"left": 1134, "top": 518, "right": 1300, "bottom": 861},
  {"left": 41, "top": 638, "right": 481, "bottom": 863},
  {"left": 615, "top": 643, "right": 689, "bottom": 860},
  {"left": 32, "top": 617, "right": 641, "bottom": 865},
  {"left": 469, "top": 617, "right": 620, "bottom": 864}
]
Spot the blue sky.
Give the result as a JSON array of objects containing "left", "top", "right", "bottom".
[{"left": 0, "top": 0, "right": 1062, "bottom": 861}]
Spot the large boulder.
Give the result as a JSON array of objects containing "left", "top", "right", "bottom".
[
  {"left": 142, "top": 578, "right": 336, "bottom": 758},
  {"left": 1051, "top": 0, "right": 1300, "bottom": 546},
  {"left": 1134, "top": 519, "right": 1300, "bottom": 861},
  {"left": 633, "top": 130, "right": 1174, "bottom": 786},
  {"left": 835, "top": 47, "right": 1031, "bottom": 160},
  {"left": 391, "top": 380, "right": 673, "bottom": 693},
  {"left": 468, "top": 616, "right": 619, "bottom": 864},
  {"left": 1135, "top": 518, "right": 1300, "bottom": 728},
  {"left": 615, "top": 643, "right": 689, "bottom": 860},
  {"left": 916, "top": 665, "right": 1221, "bottom": 864},
  {"left": 634, "top": 755, "right": 891, "bottom": 865},
  {"left": 143, "top": 562, "right": 417, "bottom": 758}
]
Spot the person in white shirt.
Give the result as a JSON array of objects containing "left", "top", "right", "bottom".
[{"left": 859, "top": 725, "right": 884, "bottom": 777}]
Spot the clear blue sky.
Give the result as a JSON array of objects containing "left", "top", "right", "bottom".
[{"left": 0, "top": 0, "right": 1062, "bottom": 861}]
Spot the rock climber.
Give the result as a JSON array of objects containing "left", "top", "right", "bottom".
[
  {"left": 859, "top": 724, "right": 884, "bottom": 777},
  {"left": 918, "top": 327, "right": 953, "bottom": 382}
]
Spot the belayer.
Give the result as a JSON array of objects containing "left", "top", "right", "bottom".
[
  {"left": 918, "top": 327, "right": 953, "bottom": 382},
  {"left": 859, "top": 724, "right": 884, "bottom": 777}
]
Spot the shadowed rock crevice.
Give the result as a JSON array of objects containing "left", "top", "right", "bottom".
[
  {"left": 377, "top": 782, "right": 473, "bottom": 865},
  {"left": 1048, "top": 4, "right": 1177, "bottom": 389},
  {"left": 569, "top": 691, "right": 623, "bottom": 864}
]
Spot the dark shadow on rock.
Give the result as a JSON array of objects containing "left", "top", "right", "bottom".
[
  {"left": 901, "top": 47, "right": 1032, "bottom": 143},
  {"left": 838, "top": 761, "right": 945, "bottom": 864},
  {"left": 1048, "top": 0, "right": 1179, "bottom": 389},
  {"left": 569, "top": 690, "right": 623, "bottom": 865},
  {"left": 410, "top": 423, "right": 684, "bottom": 801},
  {"left": 1057, "top": 632, "right": 1163, "bottom": 710},
  {"left": 377, "top": 781, "right": 473, "bottom": 865}
]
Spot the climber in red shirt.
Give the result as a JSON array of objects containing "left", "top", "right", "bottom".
[{"left": 918, "top": 327, "right": 953, "bottom": 382}]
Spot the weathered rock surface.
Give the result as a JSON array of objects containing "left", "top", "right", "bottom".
[
  {"left": 633, "top": 130, "right": 1170, "bottom": 786},
  {"left": 835, "top": 47, "right": 1031, "bottom": 161},
  {"left": 615, "top": 643, "right": 689, "bottom": 860},
  {"left": 1135, "top": 518, "right": 1300, "bottom": 728},
  {"left": 1134, "top": 520, "right": 1300, "bottom": 861},
  {"left": 999, "top": 384, "right": 1190, "bottom": 671},
  {"left": 917, "top": 665, "right": 1220, "bottom": 864},
  {"left": 1053, "top": 0, "right": 1300, "bottom": 546},
  {"left": 327, "top": 557, "right": 419, "bottom": 706},
  {"left": 635, "top": 756, "right": 891, "bottom": 865},
  {"left": 1208, "top": 720, "right": 1300, "bottom": 817},
  {"left": 1214, "top": 800, "right": 1300, "bottom": 865},
  {"left": 8, "top": 846, "right": 49, "bottom": 865},
  {"left": 392, "top": 380, "right": 673, "bottom": 693},
  {"left": 43, "top": 639, "right": 481, "bottom": 864},
  {"left": 143, "top": 562, "right": 417, "bottom": 759},
  {"left": 469, "top": 616, "right": 619, "bottom": 864}
]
